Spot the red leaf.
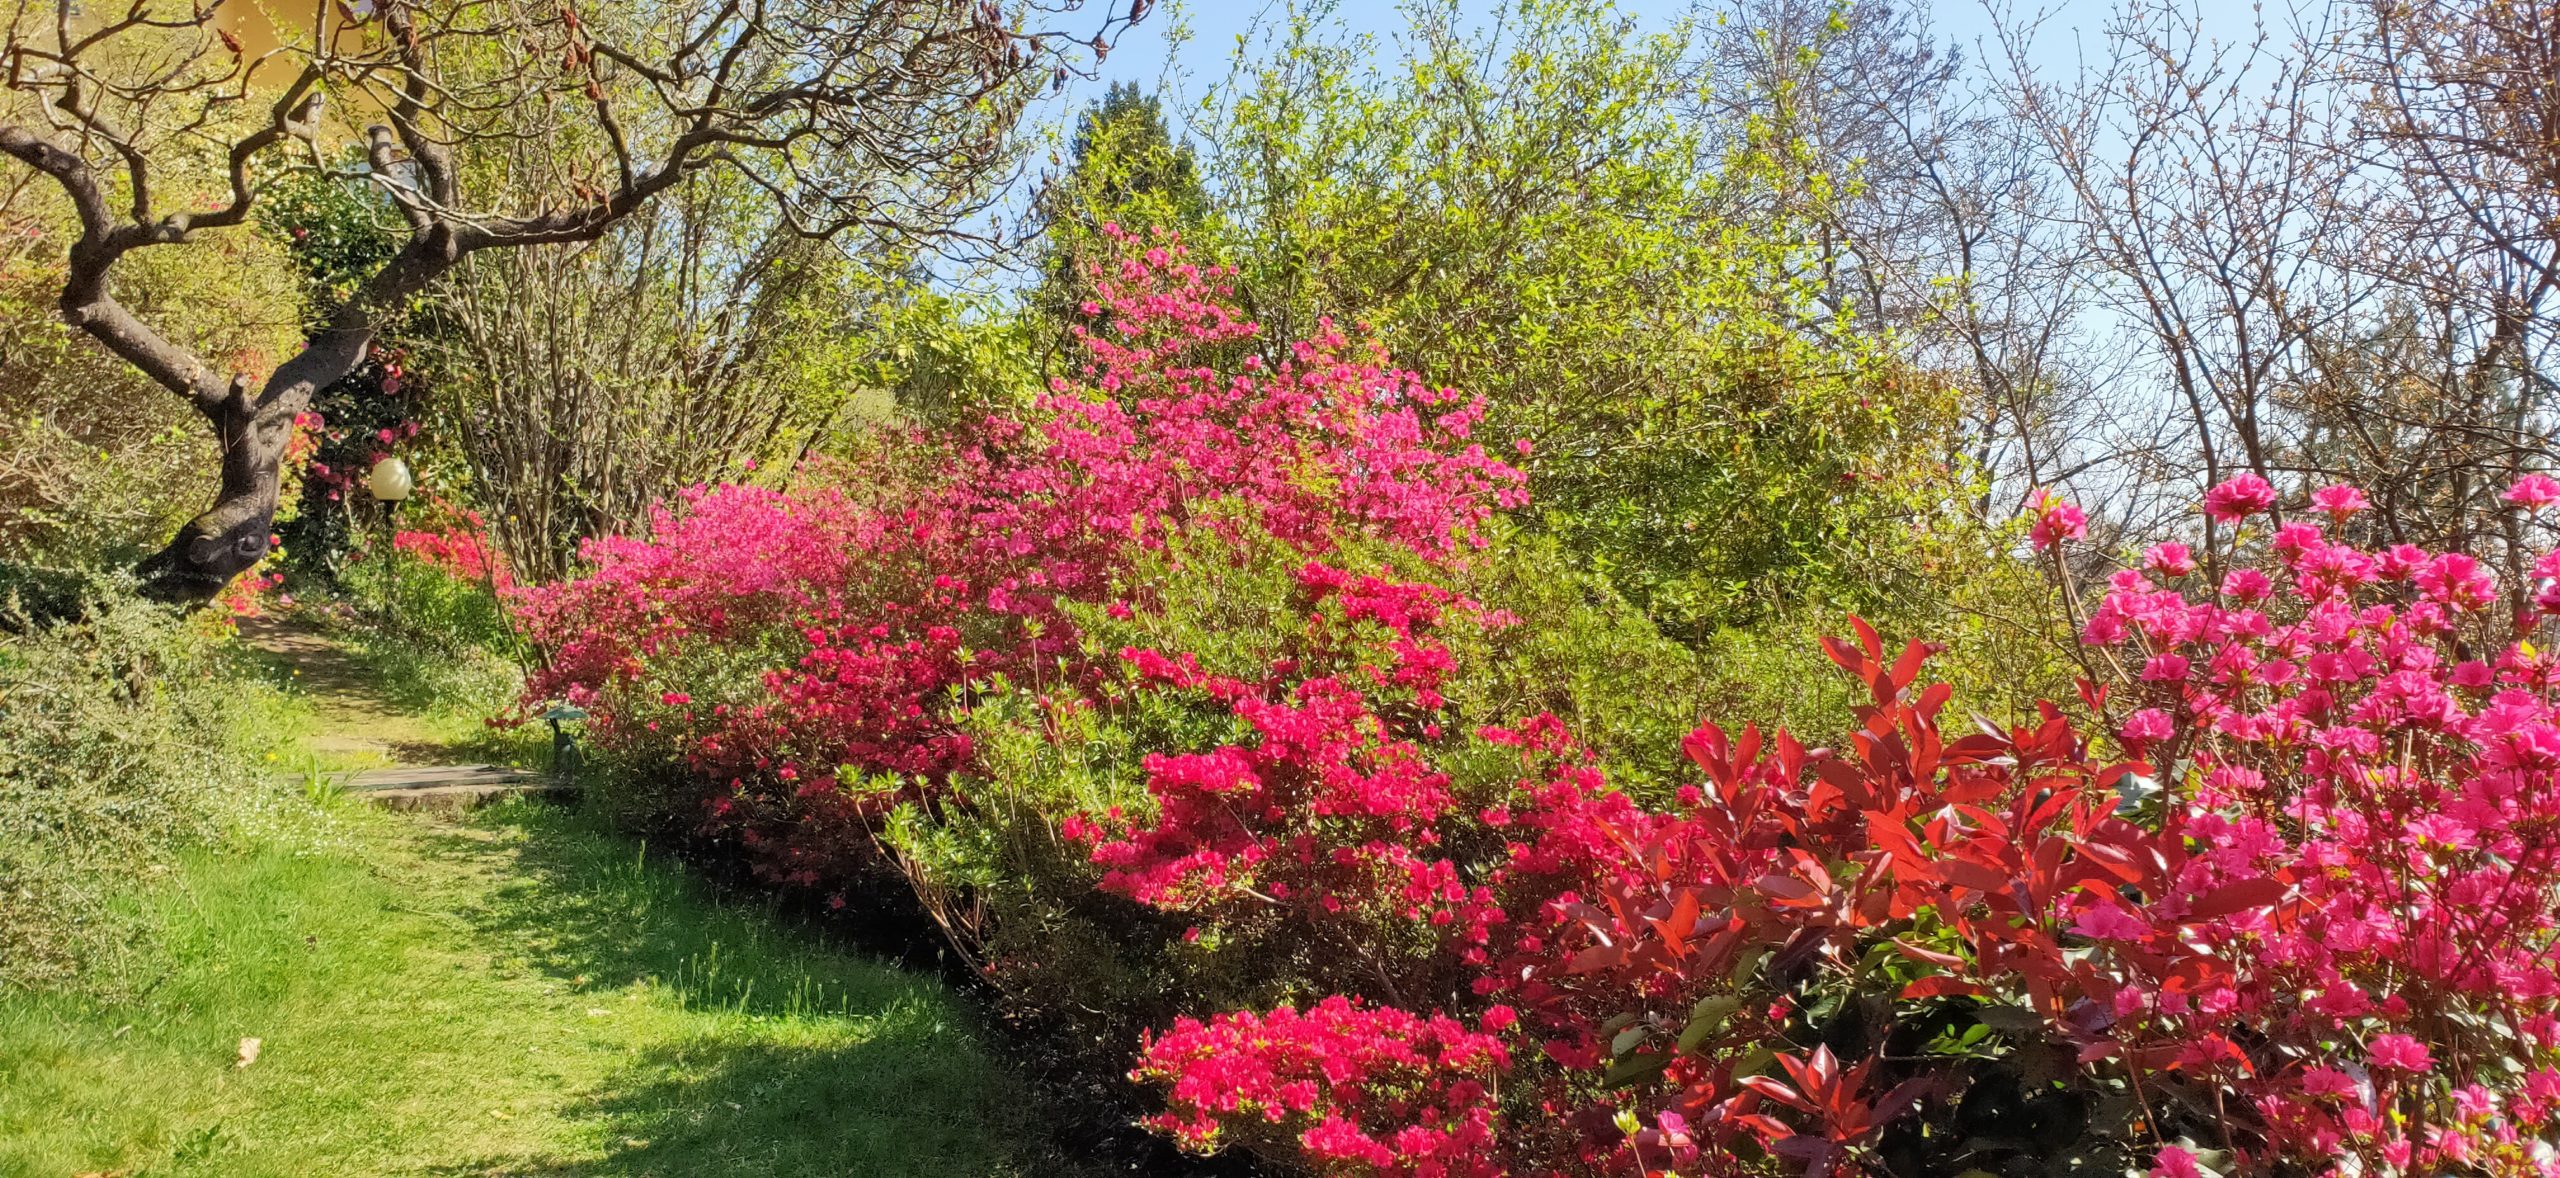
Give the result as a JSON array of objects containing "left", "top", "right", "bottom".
[
  {"left": 1849, "top": 616, "right": 1883, "bottom": 663},
  {"left": 1891, "top": 937, "right": 1967, "bottom": 968},
  {"left": 1737, "top": 1074, "right": 1815, "bottom": 1111},
  {"left": 1939, "top": 859, "right": 2013, "bottom": 899},
  {"left": 1567, "top": 943, "right": 1623, "bottom": 974},
  {"left": 1754, "top": 872, "right": 1817, "bottom": 903},
  {"left": 1899, "top": 976, "right": 1986, "bottom": 999},
  {"left": 1648, "top": 889, "right": 1702, "bottom": 955},
  {"left": 1683, "top": 723, "right": 1730, "bottom": 781}
]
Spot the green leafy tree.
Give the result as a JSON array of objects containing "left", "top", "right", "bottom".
[
  {"left": 1028, "top": 81, "right": 1219, "bottom": 363},
  {"left": 1181, "top": 0, "right": 2059, "bottom": 722}
]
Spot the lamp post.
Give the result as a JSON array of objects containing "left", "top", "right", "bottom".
[
  {"left": 366, "top": 457, "right": 413, "bottom": 620},
  {"left": 543, "top": 701, "right": 588, "bottom": 784}
]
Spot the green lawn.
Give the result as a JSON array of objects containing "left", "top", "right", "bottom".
[{"left": 0, "top": 799, "right": 1054, "bottom": 1177}]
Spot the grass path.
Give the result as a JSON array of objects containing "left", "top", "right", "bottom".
[
  {"left": 0, "top": 623, "right": 1062, "bottom": 1177},
  {"left": 236, "top": 616, "right": 453, "bottom": 765}
]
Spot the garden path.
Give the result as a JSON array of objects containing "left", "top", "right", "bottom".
[{"left": 237, "top": 614, "right": 559, "bottom": 809}]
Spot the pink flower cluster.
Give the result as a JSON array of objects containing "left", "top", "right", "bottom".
[
  {"left": 2028, "top": 487, "right": 2087, "bottom": 550},
  {"left": 1132, "top": 996, "right": 1514, "bottom": 1174},
  {"left": 1124, "top": 476, "right": 2560, "bottom": 1177},
  {"left": 2063, "top": 475, "right": 2560, "bottom": 1175},
  {"left": 512, "top": 228, "right": 1524, "bottom": 891},
  {"left": 1071, "top": 560, "right": 1503, "bottom": 936}
]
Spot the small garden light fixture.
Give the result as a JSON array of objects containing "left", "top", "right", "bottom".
[
  {"left": 366, "top": 456, "right": 414, "bottom": 503},
  {"left": 544, "top": 701, "right": 589, "bottom": 783},
  {"left": 366, "top": 456, "right": 414, "bottom": 624}
]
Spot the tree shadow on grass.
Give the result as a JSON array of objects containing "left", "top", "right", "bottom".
[
  {"left": 644, "top": 1038, "right": 1016, "bottom": 1177},
  {"left": 429, "top": 1039, "right": 1023, "bottom": 1178},
  {"left": 234, "top": 615, "right": 540, "bottom": 769},
  {"left": 410, "top": 802, "right": 1058, "bottom": 1178}
]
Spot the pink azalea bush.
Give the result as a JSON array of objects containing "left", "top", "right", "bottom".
[
  {"left": 1131, "top": 996, "right": 1514, "bottom": 1174},
  {"left": 2058, "top": 471, "right": 2560, "bottom": 1176},
  {"left": 1105, "top": 473, "right": 2560, "bottom": 1176},
  {"left": 514, "top": 224, "right": 2560, "bottom": 1174},
  {"left": 513, "top": 227, "right": 1524, "bottom": 888}
]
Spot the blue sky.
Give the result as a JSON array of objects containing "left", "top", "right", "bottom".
[{"left": 1052, "top": 0, "right": 2241, "bottom": 115}]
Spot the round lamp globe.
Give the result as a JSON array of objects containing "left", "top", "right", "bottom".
[{"left": 367, "top": 456, "right": 415, "bottom": 502}]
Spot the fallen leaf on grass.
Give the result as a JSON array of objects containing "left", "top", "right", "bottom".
[{"left": 234, "top": 1037, "right": 261, "bottom": 1068}]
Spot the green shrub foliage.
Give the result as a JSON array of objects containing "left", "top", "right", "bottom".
[{"left": 0, "top": 581, "right": 288, "bottom": 990}]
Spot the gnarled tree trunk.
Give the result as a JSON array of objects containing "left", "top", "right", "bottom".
[
  {"left": 133, "top": 329, "right": 375, "bottom": 602},
  {"left": 6, "top": 0, "right": 1128, "bottom": 606}
]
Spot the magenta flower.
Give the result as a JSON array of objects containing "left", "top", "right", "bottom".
[
  {"left": 2377, "top": 543, "right": 2429, "bottom": 581},
  {"left": 2504, "top": 473, "right": 2560, "bottom": 511},
  {"left": 2119, "top": 707, "right": 2175, "bottom": 753},
  {"left": 2310, "top": 483, "right": 2370, "bottom": 521},
  {"left": 2149, "top": 1146, "right": 2204, "bottom": 1178},
  {"left": 2220, "top": 568, "right": 2273, "bottom": 602},
  {"left": 2140, "top": 653, "right": 2191, "bottom": 681},
  {"left": 2368, "top": 1033, "right": 2433, "bottom": 1073},
  {"left": 2070, "top": 900, "right": 2151, "bottom": 941},
  {"left": 2203, "top": 472, "right": 2278, "bottom": 523},
  {"left": 2028, "top": 491, "right": 2087, "bottom": 551},
  {"left": 2416, "top": 552, "right": 2496, "bottom": 612},
  {"left": 2143, "top": 542, "right": 2197, "bottom": 578},
  {"left": 2297, "top": 1065, "right": 2359, "bottom": 1099}
]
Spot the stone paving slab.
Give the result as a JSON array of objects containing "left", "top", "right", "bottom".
[
  {"left": 344, "top": 764, "right": 540, "bottom": 789},
  {"left": 357, "top": 780, "right": 573, "bottom": 812},
  {"left": 339, "top": 765, "right": 568, "bottom": 812}
]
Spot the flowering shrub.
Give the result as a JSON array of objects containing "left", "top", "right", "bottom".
[
  {"left": 1073, "top": 559, "right": 1490, "bottom": 917},
  {"left": 1132, "top": 996, "right": 1514, "bottom": 1174},
  {"left": 392, "top": 498, "right": 507, "bottom": 589},
  {"left": 2054, "top": 474, "right": 2560, "bottom": 1176},
  {"left": 515, "top": 227, "right": 1526, "bottom": 889},
  {"left": 876, "top": 515, "right": 1709, "bottom": 1051},
  {"left": 1122, "top": 617, "right": 2146, "bottom": 1176},
  {"left": 276, "top": 344, "right": 425, "bottom": 578},
  {"left": 520, "top": 222, "right": 2560, "bottom": 1176},
  {"left": 1116, "top": 476, "right": 2560, "bottom": 1178}
]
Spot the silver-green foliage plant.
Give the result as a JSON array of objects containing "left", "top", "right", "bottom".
[{"left": 0, "top": 583, "right": 293, "bottom": 991}]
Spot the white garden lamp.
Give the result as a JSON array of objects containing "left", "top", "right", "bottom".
[
  {"left": 366, "top": 457, "right": 414, "bottom": 623},
  {"left": 366, "top": 456, "right": 414, "bottom": 503}
]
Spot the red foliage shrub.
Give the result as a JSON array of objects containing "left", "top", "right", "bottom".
[
  {"left": 1121, "top": 479, "right": 2560, "bottom": 1178},
  {"left": 515, "top": 225, "right": 2560, "bottom": 1177},
  {"left": 392, "top": 499, "right": 507, "bottom": 588}
]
